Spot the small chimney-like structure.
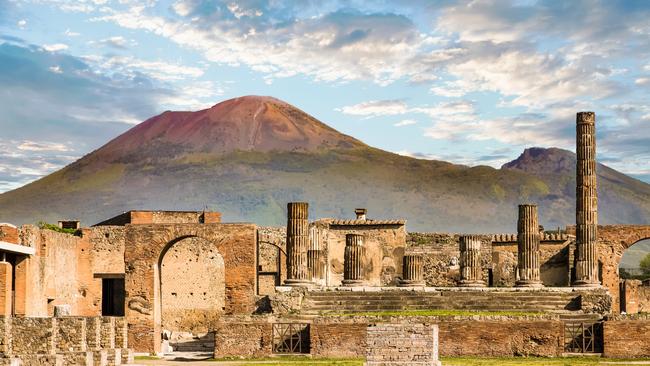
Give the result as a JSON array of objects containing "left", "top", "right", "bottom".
[
  {"left": 355, "top": 208, "right": 367, "bottom": 220},
  {"left": 58, "top": 220, "right": 80, "bottom": 230}
]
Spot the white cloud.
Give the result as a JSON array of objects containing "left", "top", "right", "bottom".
[
  {"left": 89, "top": 55, "right": 204, "bottom": 81},
  {"left": 42, "top": 43, "right": 69, "bottom": 52},
  {"left": 91, "top": 36, "right": 135, "bottom": 49},
  {"left": 17, "top": 19, "right": 27, "bottom": 28},
  {"left": 635, "top": 77, "right": 650, "bottom": 86},
  {"left": 17, "top": 141, "right": 71, "bottom": 152},
  {"left": 48, "top": 65, "right": 63, "bottom": 74},
  {"left": 338, "top": 100, "right": 409, "bottom": 117},
  {"left": 394, "top": 119, "right": 417, "bottom": 127},
  {"left": 64, "top": 29, "right": 81, "bottom": 37}
]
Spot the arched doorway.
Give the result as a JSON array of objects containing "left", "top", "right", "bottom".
[
  {"left": 619, "top": 239, "right": 650, "bottom": 313},
  {"left": 159, "top": 236, "right": 225, "bottom": 353}
]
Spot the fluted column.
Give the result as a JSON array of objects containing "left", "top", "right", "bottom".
[
  {"left": 285, "top": 202, "right": 311, "bottom": 286},
  {"left": 342, "top": 234, "right": 366, "bottom": 286},
  {"left": 574, "top": 111, "right": 600, "bottom": 286},
  {"left": 399, "top": 254, "right": 425, "bottom": 287},
  {"left": 459, "top": 235, "right": 485, "bottom": 287},
  {"left": 307, "top": 226, "right": 325, "bottom": 282},
  {"left": 516, "top": 204, "right": 543, "bottom": 287}
]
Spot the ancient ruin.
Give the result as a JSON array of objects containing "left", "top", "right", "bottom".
[{"left": 0, "top": 111, "right": 649, "bottom": 364}]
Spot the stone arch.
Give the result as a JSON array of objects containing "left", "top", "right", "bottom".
[
  {"left": 157, "top": 235, "right": 225, "bottom": 334},
  {"left": 597, "top": 225, "right": 650, "bottom": 313},
  {"left": 257, "top": 241, "right": 286, "bottom": 294},
  {"left": 124, "top": 223, "right": 257, "bottom": 353}
]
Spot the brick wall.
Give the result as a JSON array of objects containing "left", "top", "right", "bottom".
[
  {"left": 439, "top": 320, "right": 562, "bottom": 357},
  {"left": 604, "top": 320, "right": 650, "bottom": 358},
  {"left": 213, "top": 321, "right": 272, "bottom": 358},
  {"left": 311, "top": 322, "right": 366, "bottom": 357}
]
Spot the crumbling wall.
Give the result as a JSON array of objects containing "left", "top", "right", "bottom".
[
  {"left": 257, "top": 226, "right": 286, "bottom": 294},
  {"left": 604, "top": 315, "right": 650, "bottom": 358},
  {"left": 160, "top": 236, "right": 225, "bottom": 333},
  {"left": 14, "top": 226, "right": 98, "bottom": 317},
  {"left": 406, "top": 233, "right": 491, "bottom": 287},
  {"left": 325, "top": 224, "right": 406, "bottom": 286}
]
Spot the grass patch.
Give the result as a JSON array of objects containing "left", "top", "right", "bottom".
[
  {"left": 133, "top": 355, "right": 161, "bottom": 360},
  {"left": 37, "top": 221, "right": 81, "bottom": 236},
  {"left": 323, "top": 309, "right": 544, "bottom": 317}
]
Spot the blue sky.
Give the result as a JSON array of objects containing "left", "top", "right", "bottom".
[{"left": 0, "top": 0, "right": 649, "bottom": 192}]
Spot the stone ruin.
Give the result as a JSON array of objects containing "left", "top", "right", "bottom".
[{"left": 0, "top": 112, "right": 650, "bottom": 364}]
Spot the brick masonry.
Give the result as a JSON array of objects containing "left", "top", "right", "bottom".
[
  {"left": 603, "top": 319, "right": 650, "bottom": 358},
  {"left": 365, "top": 323, "right": 441, "bottom": 366},
  {"left": 213, "top": 321, "right": 272, "bottom": 358}
]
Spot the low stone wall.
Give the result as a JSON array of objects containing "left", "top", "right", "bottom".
[
  {"left": 603, "top": 319, "right": 650, "bottom": 358},
  {"left": 213, "top": 321, "right": 273, "bottom": 358},
  {"left": 0, "top": 316, "right": 132, "bottom": 365},
  {"left": 213, "top": 315, "right": 565, "bottom": 359},
  {"left": 366, "top": 323, "right": 440, "bottom": 366},
  {"left": 311, "top": 322, "right": 366, "bottom": 358}
]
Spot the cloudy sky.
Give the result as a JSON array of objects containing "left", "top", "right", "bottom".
[{"left": 0, "top": 0, "right": 649, "bottom": 192}]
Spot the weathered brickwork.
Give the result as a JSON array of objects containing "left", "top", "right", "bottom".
[
  {"left": 603, "top": 320, "right": 650, "bottom": 358},
  {"left": 366, "top": 323, "right": 440, "bottom": 366},
  {"left": 124, "top": 223, "right": 257, "bottom": 353},
  {"left": 310, "top": 322, "right": 366, "bottom": 357},
  {"left": 213, "top": 321, "right": 272, "bottom": 358}
]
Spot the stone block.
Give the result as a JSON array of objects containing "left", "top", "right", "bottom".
[
  {"left": 11, "top": 317, "right": 56, "bottom": 355},
  {"left": 56, "top": 317, "right": 87, "bottom": 353}
]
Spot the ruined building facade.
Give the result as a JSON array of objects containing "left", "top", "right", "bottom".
[{"left": 0, "top": 112, "right": 650, "bottom": 361}]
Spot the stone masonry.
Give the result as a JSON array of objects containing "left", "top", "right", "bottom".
[
  {"left": 574, "top": 111, "right": 600, "bottom": 286},
  {"left": 516, "top": 204, "right": 543, "bottom": 287},
  {"left": 285, "top": 202, "right": 311, "bottom": 286},
  {"left": 365, "top": 323, "right": 441, "bottom": 366}
]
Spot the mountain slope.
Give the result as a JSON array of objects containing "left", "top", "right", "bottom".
[{"left": 1, "top": 96, "right": 649, "bottom": 232}]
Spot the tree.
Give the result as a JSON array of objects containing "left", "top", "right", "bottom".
[{"left": 640, "top": 253, "right": 650, "bottom": 278}]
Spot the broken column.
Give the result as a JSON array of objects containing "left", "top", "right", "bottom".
[
  {"left": 459, "top": 235, "right": 485, "bottom": 287},
  {"left": 285, "top": 202, "right": 311, "bottom": 286},
  {"left": 574, "top": 111, "right": 600, "bottom": 286},
  {"left": 516, "top": 204, "right": 543, "bottom": 287},
  {"left": 399, "top": 254, "right": 425, "bottom": 287},
  {"left": 342, "top": 234, "right": 366, "bottom": 286}
]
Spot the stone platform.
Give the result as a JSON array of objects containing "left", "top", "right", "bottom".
[{"left": 274, "top": 286, "right": 612, "bottom": 315}]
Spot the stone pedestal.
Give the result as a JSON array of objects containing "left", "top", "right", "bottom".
[
  {"left": 459, "top": 235, "right": 485, "bottom": 287},
  {"left": 54, "top": 304, "right": 71, "bottom": 317},
  {"left": 285, "top": 202, "right": 312, "bottom": 286},
  {"left": 574, "top": 111, "right": 600, "bottom": 287},
  {"left": 516, "top": 204, "right": 543, "bottom": 288},
  {"left": 399, "top": 254, "right": 425, "bottom": 287},
  {"left": 342, "top": 234, "right": 366, "bottom": 286}
]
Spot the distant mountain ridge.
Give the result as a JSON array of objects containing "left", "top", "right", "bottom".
[{"left": 0, "top": 96, "right": 649, "bottom": 232}]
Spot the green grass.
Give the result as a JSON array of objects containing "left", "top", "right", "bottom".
[
  {"left": 323, "top": 309, "right": 545, "bottom": 317},
  {"left": 37, "top": 221, "right": 81, "bottom": 236},
  {"left": 134, "top": 355, "right": 161, "bottom": 360}
]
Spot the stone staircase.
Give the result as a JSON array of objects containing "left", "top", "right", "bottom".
[{"left": 301, "top": 289, "right": 586, "bottom": 315}]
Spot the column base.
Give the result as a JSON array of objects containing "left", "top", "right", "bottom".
[
  {"left": 572, "top": 279, "right": 601, "bottom": 288},
  {"left": 341, "top": 279, "right": 366, "bottom": 287},
  {"left": 459, "top": 280, "right": 486, "bottom": 288},
  {"left": 284, "top": 279, "right": 313, "bottom": 287},
  {"left": 515, "top": 280, "right": 544, "bottom": 288},
  {"left": 398, "top": 279, "right": 425, "bottom": 287}
]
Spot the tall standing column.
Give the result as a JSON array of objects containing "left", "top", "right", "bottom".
[
  {"left": 459, "top": 235, "right": 485, "bottom": 287},
  {"left": 307, "top": 226, "right": 324, "bottom": 282},
  {"left": 516, "top": 204, "right": 543, "bottom": 287},
  {"left": 574, "top": 111, "right": 600, "bottom": 286},
  {"left": 399, "top": 254, "right": 425, "bottom": 287},
  {"left": 285, "top": 202, "right": 311, "bottom": 286},
  {"left": 342, "top": 234, "right": 366, "bottom": 286}
]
